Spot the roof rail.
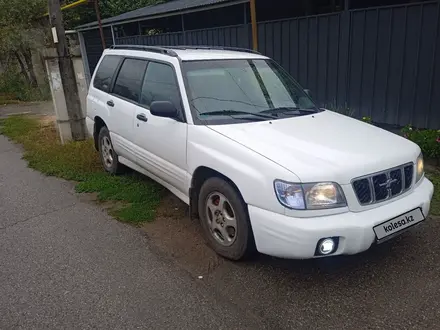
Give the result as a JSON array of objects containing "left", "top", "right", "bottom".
[
  {"left": 163, "top": 45, "right": 261, "bottom": 55},
  {"left": 109, "top": 45, "right": 178, "bottom": 57}
]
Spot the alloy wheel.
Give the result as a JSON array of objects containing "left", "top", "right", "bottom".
[
  {"left": 205, "top": 192, "right": 238, "bottom": 246},
  {"left": 101, "top": 136, "right": 114, "bottom": 169}
]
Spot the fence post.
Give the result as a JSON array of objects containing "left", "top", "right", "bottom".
[
  {"left": 250, "top": 0, "right": 258, "bottom": 50},
  {"left": 111, "top": 25, "right": 115, "bottom": 45},
  {"left": 243, "top": 2, "right": 251, "bottom": 49},
  {"left": 181, "top": 14, "right": 186, "bottom": 44},
  {"left": 78, "top": 31, "right": 91, "bottom": 87},
  {"left": 341, "top": 0, "right": 352, "bottom": 111}
]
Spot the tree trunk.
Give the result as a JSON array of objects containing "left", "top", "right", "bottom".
[
  {"left": 22, "top": 48, "right": 38, "bottom": 87},
  {"left": 14, "top": 51, "right": 31, "bottom": 85}
]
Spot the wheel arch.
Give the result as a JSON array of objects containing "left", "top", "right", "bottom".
[
  {"left": 189, "top": 166, "right": 246, "bottom": 220},
  {"left": 93, "top": 116, "right": 107, "bottom": 150}
]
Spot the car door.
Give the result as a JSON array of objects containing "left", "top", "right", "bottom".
[
  {"left": 133, "top": 60, "right": 189, "bottom": 197},
  {"left": 108, "top": 57, "right": 148, "bottom": 162}
]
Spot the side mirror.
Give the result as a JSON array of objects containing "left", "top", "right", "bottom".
[
  {"left": 304, "top": 89, "right": 313, "bottom": 99},
  {"left": 150, "top": 101, "right": 178, "bottom": 119}
]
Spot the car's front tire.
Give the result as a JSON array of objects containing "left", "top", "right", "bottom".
[
  {"left": 98, "top": 126, "right": 124, "bottom": 174},
  {"left": 198, "top": 177, "right": 256, "bottom": 260}
]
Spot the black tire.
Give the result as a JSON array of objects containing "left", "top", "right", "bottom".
[
  {"left": 98, "top": 126, "right": 125, "bottom": 174},
  {"left": 198, "top": 177, "right": 256, "bottom": 260}
]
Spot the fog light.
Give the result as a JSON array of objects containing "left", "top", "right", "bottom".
[
  {"left": 319, "top": 239, "right": 335, "bottom": 254},
  {"left": 315, "top": 237, "right": 339, "bottom": 256}
]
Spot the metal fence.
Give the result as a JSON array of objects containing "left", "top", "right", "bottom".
[
  {"left": 110, "top": 1, "right": 440, "bottom": 128},
  {"left": 116, "top": 24, "right": 252, "bottom": 49},
  {"left": 117, "top": 31, "right": 184, "bottom": 46},
  {"left": 82, "top": 27, "right": 113, "bottom": 78}
]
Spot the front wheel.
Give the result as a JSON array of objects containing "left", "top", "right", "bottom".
[{"left": 198, "top": 177, "right": 256, "bottom": 260}]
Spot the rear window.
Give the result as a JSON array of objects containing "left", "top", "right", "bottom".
[
  {"left": 113, "top": 58, "right": 148, "bottom": 102},
  {"left": 93, "top": 55, "right": 121, "bottom": 92}
]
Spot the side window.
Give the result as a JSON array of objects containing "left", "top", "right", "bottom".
[
  {"left": 140, "top": 62, "right": 181, "bottom": 111},
  {"left": 93, "top": 55, "right": 121, "bottom": 92},
  {"left": 113, "top": 58, "right": 148, "bottom": 102}
]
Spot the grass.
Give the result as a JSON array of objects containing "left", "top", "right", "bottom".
[
  {"left": 0, "top": 115, "right": 164, "bottom": 224},
  {"left": 426, "top": 168, "right": 440, "bottom": 216}
]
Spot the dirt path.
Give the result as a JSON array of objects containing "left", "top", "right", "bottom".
[{"left": 0, "top": 101, "right": 54, "bottom": 118}]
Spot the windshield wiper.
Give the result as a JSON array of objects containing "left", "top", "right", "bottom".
[
  {"left": 259, "top": 107, "right": 319, "bottom": 116},
  {"left": 199, "top": 110, "right": 277, "bottom": 120}
]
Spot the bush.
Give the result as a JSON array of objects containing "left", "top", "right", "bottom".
[
  {"left": 361, "top": 116, "right": 372, "bottom": 124},
  {"left": 401, "top": 125, "right": 440, "bottom": 161},
  {"left": 0, "top": 69, "right": 50, "bottom": 102}
]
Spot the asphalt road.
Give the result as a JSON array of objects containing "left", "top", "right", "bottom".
[{"left": 0, "top": 135, "right": 263, "bottom": 329}]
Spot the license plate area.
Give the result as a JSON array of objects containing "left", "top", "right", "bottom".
[{"left": 373, "top": 208, "right": 425, "bottom": 241}]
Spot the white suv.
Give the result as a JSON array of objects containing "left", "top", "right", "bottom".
[{"left": 86, "top": 45, "right": 434, "bottom": 260}]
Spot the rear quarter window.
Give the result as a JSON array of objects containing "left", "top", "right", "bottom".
[{"left": 93, "top": 55, "right": 121, "bottom": 92}]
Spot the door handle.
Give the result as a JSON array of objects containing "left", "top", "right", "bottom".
[
  {"left": 107, "top": 100, "right": 114, "bottom": 107},
  {"left": 136, "top": 113, "right": 148, "bottom": 122}
]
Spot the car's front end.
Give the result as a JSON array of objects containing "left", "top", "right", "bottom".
[
  {"left": 207, "top": 110, "right": 434, "bottom": 259},
  {"left": 182, "top": 54, "right": 434, "bottom": 259},
  {"left": 250, "top": 166, "right": 433, "bottom": 259}
]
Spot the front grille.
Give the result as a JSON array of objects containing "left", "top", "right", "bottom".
[{"left": 352, "top": 163, "right": 414, "bottom": 205}]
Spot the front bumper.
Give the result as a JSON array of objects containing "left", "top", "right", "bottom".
[{"left": 249, "top": 177, "right": 434, "bottom": 259}]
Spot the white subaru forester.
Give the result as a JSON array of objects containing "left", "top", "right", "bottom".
[{"left": 86, "top": 45, "right": 434, "bottom": 260}]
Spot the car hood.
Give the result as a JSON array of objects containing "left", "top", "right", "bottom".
[{"left": 207, "top": 110, "right": 420, "bottom": 184}]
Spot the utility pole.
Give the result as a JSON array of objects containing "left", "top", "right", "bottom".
[
  {"left": 48, "top": 0, "right": 86, "bottom": 141},
  {"left": 94, "top": 0, "right": 106, "bottom": 50}
]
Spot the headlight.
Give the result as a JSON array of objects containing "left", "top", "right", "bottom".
[
  {"left": 274, "top": 180, "right": 347, "bottom": 210},
  {"left": 416, "top": 153, "right": 424, "bottom": 182}
]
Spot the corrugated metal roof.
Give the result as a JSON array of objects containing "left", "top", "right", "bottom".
[{"left": 76, "top": 0, "right": 247, "bottom": 30}]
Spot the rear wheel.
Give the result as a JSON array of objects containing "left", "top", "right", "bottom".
[
  {"left": 98, "top": 127, "right": 124, "bottom": 174},
  {"left": 198, "top": 177, "right": 255, "bottom": 260}
]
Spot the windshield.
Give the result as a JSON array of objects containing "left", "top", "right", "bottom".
[{"left": 182, "top": 59, "right": 319, "bottom": 125}]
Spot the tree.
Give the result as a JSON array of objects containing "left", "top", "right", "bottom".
[
  {"left": 63, "top": 0, "right": 166, "bottom": 29},
  {"left": 0, "top": 0, "right": 47, "bottom": 88}
]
